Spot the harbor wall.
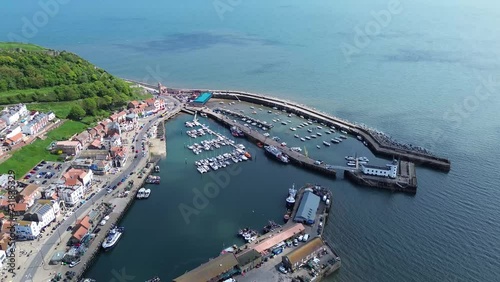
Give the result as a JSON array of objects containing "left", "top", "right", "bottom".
[
  {"left": 209, "top": 91, "right": 451, "bottom": 172},
  {"left": 125, "top": 80, "right": 450, "bottom": 172},
  {"left": 76, "top": 160, "right": 158, "bottom": 281},
  {"left": 343, "top": 170, "right": 417, "bottom": 194}
]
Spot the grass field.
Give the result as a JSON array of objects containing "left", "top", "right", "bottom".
[
  {"left": 0, "top": 42, "right": 45, "bottom": 51},
  {"left": 26, "top": 101, "right": 79, "bottom": 119},
  {"left": 0, "top": 120, "right": 87, "bottom": 178}
]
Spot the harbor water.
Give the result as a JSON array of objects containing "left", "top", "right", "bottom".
[{"left": 2, "top": 0, "right": 500, "bottom": 281}]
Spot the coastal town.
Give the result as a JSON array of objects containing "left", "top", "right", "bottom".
[
  {"left": 0, "top": 81, "right": 451, "bottom": 282},
  {"left": 0, "top": 89, "right": 180, "bottom": 282}
]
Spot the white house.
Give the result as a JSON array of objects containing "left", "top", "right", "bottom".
[
  {"left": 5, "top": 126, "right": 21, "bottom": 139},
  {"left": 360, "top": 161, "right": 398, "bottom": 178},
  {"left": 47, "top": 111, "right": 56, "bottom": 121},
  {"left": 1, "top": 104, "right": 28, "bottom": 125},
  {"left": 22, "top": 113, "right": 49, "bottom": 135},
  {"left": 15, "top": 220, "right": 40, "bottom": 240},
  {"left": 57, "top": 185, "right": 84, "bottom": 206},
  {"left": 24, "top": 203, "right": 56, "bottom": 229}
]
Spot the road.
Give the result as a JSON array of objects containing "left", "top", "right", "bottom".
[{"left": 20, "top": 94, "right": 181, "bottom": 282}]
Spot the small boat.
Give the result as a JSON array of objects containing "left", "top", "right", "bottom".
[
  {"left": 144, "top": 189, "right": 151, "bottom": 199},
  {"left": 305, "top": 136, "right": 311, "bottom": 140},
  {"left": 294, "top": 134, "right": 299, "bottom": 138},
  {"left": 347, "top": 161, "right": 357, "bottom": 167},
  {"left": 363, "top": 141, "right": 368, "bottom": 146},
  {"left": 290, "top": 127, "right": 297, "bottom": 131},
  {"left": 145, "top": 276, "right": 161, "bottom": 282},
  {"left": 339, "top": 135, "right": 347, "bottom": 139},
  {"left": 300, "top": 138, "right": 305, "bottom": 141},
  {"left": 307, "top": 129, "right": 313, "bottom": 133},
  {"left": 281, "top": 121, "right": 287, "bottom": 125},
  {"left": 323, "top": 141, "right": 331, "bottom": 146},
  {"left": 357, "top": 135, "right": 363, "bottom": 141},
  {"left": 331, "top": 139, "right": 340, "bottom": 144},
  {"left": 136, "top": 188, "right": 146, "bottom": 199},
  {"left": 316, "top": 132, "right": 322, "bottom": 136},
  {"left": 316, "top": 145, "right": 321, "bottom": 149},
  {"left": 310, "top": 135, "right": 317, "bottom": 138},
  {"left": 341, "top": 130, "right": 348, "bottom": 134}
]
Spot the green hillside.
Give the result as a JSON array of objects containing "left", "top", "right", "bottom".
[{"left": 0, "top": 42, "right": 137, "bottom": 121}]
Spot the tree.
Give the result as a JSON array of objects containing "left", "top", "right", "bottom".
[{"left": 68, "top": 105, "right": 86, "bottom": 120}]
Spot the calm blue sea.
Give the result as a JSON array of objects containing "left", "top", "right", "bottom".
[{"left": 2, "top": 0, "right": 500, "bottom": 281}]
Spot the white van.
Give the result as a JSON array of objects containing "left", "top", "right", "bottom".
[
  {"left": 298, "top": 235, "right": 304, "bottom": 241},
  {"left": 303, "top": 234, "right": 310, "bottom": 242}
]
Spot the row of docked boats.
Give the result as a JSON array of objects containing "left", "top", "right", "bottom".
[
  {"left": 136, "top": 187, "right": 151, "bottom": 199},
  {"left": 195, "top": 149, "right": 251, "bottom": 173},
  {"left": 186, "top": 128, "right": 208, "bottom": 138},
  {"left": 187, "top": 136, "right": 235, "bottom": 155},
  {"left": 237, "top": 228, "right": 258, "bottom": 243},
  {"left": 345, "top": 156, "right": 370, "bottom": 166},
  {"left": 145, "top": 175, "right": 160, "bottom": 184}
]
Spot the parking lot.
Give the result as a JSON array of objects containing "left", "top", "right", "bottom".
[{"left": 22, "top": 160, "right": 65, "bottom": 186}]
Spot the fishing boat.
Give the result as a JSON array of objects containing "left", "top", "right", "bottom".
[
  {"left": 286, "top": 184, "right": 297, "bottom": 208},
  {"left": 264, "top": 145, "right": 290, "bottom": 163}
]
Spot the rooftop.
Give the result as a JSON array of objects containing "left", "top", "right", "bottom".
[
  {"left": 173, "top": 253, "right": 238, "bottom": 282},
  {"left": 254, "top": 223, "right": 305, "bottom": 253},
  {"left": 284, "top": 237, "right": 325, "bottom": 265},
  {"left": 294, "top": 191, "right": 320, "bottom": 224}
]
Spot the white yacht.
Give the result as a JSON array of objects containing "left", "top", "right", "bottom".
[
  {"left": 300, "top": 138, "right": 305, "bottom": 141},
  {"left": 136, "top": 188, "right": 146, "bottom": 199},
  {"left": 286, "top": 184, "right": 297, "bottom": 207},
  {"left": 101, "top": 226, "right": 124, "bottom": 250},
  {"left": 144, "top": 189, "right": 151, "bottom": 199}
]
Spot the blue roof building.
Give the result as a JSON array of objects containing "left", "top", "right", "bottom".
[
  {"left": 293, "top": 191, "right": 320, "bottom": 225},
  {"left": 192, "top": 92, "right": 212, "bottom": 105}
]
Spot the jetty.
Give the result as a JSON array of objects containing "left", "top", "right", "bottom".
[
  {"left": 344, "top": 160, "right": 418, "bottom": 194},
  {"left": 187, "top": 106, "right": 338, "bottom": 178}
]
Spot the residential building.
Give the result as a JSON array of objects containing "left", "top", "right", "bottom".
[
  {"left": 110, "top": 146, "right": 127, "bottom": 167},
  {"left": 109, "top": 111, "right": 127, "bottom": 123},
  {"left": 5, "top": 126, "right": 21, "bottom": 139},
  {"left": 47, "top": 111, "right": 56, "bottom": 121},
  {"left": 1, "top": 104, "right": 28, "bottom": 125},
  {"left": 62, "top": 168, "right": 93, "bottom": 188},
  {"left": 72, "top": 131, "right": 91, "bottom": 147},
  {"left": 0, "top": 232, "right": 12, "bottom": 253},
  {"left": 14, "top": 220, "right": 40, "bottom": 240},
  {"left": 21, "top": 113, "right": 49, "bottom": 135},
  {"left": 3, "top": 132, "right": 23, "bottom": 147},
  {"left": 23, "top": 202, "right": 56, "bottom": 229},
  {"left": 57, "top": 185, "right": 84, "bottom": 206},
  {"left": 69, "top": 225, "right": 88, "bottom": 244},
  {"left": 54, "top": 141, "right": 82, "bottom": 155},
  {"left": 0, "top": 174, "right": 11, "bottom": 189},
  {"left": 18, "top": 184, "right": 40, "bottom": 208},
  {"left": 37, "top": 199, "right": 61, "bottom": 215},
  {"left": 145, "top": 98, "right": 166, "bottom": 112},
  {"left": 91, "top": 160, "right": 111, "bottom": 175},
  {"left": 88, "top": 139, "right": 103, "bottom": 149}
]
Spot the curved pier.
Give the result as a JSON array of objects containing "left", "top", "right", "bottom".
[{"left": 126, "top": 80, "right": 450, "bottom": 172}]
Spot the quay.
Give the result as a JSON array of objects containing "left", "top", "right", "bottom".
[
  {"left": 214, "top": 107, "right": 274, "bottom": 129},
  {"left": 209, "top": 91, "right": 451, "bottom": 172},
  {"left": 344, "top": 160, "right": 418, "bottom": 194},
  {"left": 173, "top": 184, "right": 341, "bottom": 282},
  {"left": 128, "top": 81, "right": 451, "bottom": 172},
  {"left": 186, "top": 106, "right": 337, "bottom": 178}
]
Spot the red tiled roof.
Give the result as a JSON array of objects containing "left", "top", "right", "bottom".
[
  {"left": 8, "top": 132, "right": 23, "bottom": 143},
  {"left": 72, "top": 226, "right": 88, "bottom": 241},
  {"left": 13, "top": 203, "right": 28, "bottom": 212},
  {"left": 76, "top": 216, "right": 91, "bottom": 229}
]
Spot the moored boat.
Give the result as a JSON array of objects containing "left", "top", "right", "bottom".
[
  {"left": 264, "top": 145, "right": 289, "bottom": 163},
  {"left": 102, "top": 226, "right": 124, "bottom": 250}
]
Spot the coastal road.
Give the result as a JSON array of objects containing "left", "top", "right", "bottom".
[{"left": 21, "top": 94, "right": 181, "bottom": 281}]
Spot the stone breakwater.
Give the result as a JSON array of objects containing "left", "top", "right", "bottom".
[{"left": 123, "top": 80, "right": 450, "bottom": 172}]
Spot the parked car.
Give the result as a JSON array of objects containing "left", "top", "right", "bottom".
[
  {"left": 69, "top": 259, "right": 81, "bottom": 268},
  {"left": 279, "top": 265, "right": 288, "bottom": 274}
]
